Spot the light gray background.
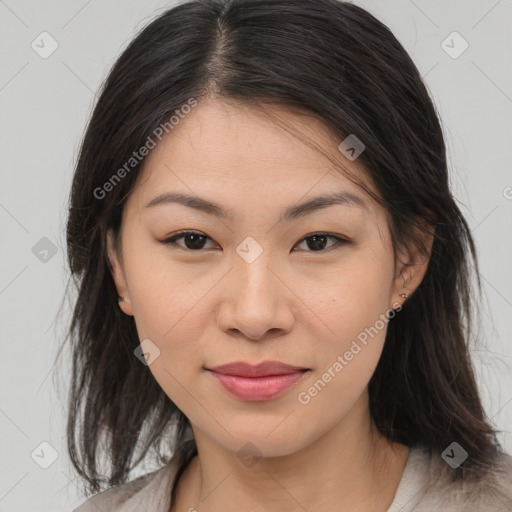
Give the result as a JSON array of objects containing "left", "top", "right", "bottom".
[{"left": 0, "top": 0, "right": 511, "bottom": 510}]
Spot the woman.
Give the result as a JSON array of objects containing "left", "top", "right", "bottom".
[{"left": 67, "top": 0, "right": 512, "bottom": 510}]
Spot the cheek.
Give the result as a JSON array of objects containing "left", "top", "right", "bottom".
[
  {"left": 125, "top": 253, "right": 210, "bottom": 414},
  {"left": 296, "top": 256, "right": 393, "bottom": 395},
  {"left": 122, "top": 251, "right": 219, "bottom": 411},
  {"left": 125, "top": 244, "right": 215, "bottom": 337},
  {"left": 295, "top": 285, "right": 390, "bottom": 429},
  {"left": 300, "top": 254, "right": 393, "bottom": 340}
]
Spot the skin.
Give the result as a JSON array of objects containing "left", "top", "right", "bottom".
[{"left": 107, "top": 97, "right": 433, "bottom": 512}]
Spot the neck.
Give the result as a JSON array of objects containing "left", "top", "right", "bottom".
[{"left": 172, "top": 395, "right": 409, "bottom": 512}]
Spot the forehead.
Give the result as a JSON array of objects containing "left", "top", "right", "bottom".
[{"left": 126, "top": 98, "right": 379, "bottom": 218}]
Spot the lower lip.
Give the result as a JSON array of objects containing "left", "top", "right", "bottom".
[{"left": 207, "top": 370, "right": 307, "bottom": 402}]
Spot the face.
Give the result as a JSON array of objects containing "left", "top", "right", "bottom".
[{"left": 107, "top": 98, "right": 429, "bottom": 458}]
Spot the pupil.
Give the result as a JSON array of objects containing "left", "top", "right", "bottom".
[
  {"left": 308, "top": 235, "right": 327, "bottom": 251},
  {"left": 186, "top": 234, "right": 205, "bottom": 249},
  {"left": 182, "top": 234, "right": 329, "bottom": 251}
]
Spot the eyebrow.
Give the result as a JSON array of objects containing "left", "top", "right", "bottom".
[{"left": 144, "top": 191, "right": 367, "bottom": 221}]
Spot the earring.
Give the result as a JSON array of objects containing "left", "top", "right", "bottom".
[
  {"left": 399, "top": 293, "right": 409, "bottom": 299},
  {"left": 118, "top": 296, "right": 124, "bottom": 302}
]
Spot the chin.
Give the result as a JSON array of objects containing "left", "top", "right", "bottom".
[{"left": 217, "top": 429, "right": 310, "bottom": 461}]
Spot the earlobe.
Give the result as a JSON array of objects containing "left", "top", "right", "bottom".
[
  {"left": 106, "top": 229, "right": 134, "bottom": 316},
  {"left": 391, "top": 223, "right": 434, "bottom": 309}
]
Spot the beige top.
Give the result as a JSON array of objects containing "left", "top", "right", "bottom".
[{"left": 73, "top": 440, "right": 512, "bottom": 511}]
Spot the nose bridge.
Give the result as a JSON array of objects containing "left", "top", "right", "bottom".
[
  {"left": 234, "top": 244, "right": 277, "bottom": 306},
  {"left": 217, "top": 239, "right": 294, "bottom": 339}
]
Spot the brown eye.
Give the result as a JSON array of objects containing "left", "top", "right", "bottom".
[
  {"left": 162, "top": 231, "right": 217, "bottom": 251},
  {"left": 161, "top": 231, "right": 349, "bottom": 253},
  {"left": 293, "top": 233, "right": 349, "bottom": 252}
]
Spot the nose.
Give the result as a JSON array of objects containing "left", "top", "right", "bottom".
[{"left": 216, "top": 251, "right": 295, "bottom": 342}]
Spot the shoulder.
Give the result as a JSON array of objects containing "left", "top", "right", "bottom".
[
  {"left": 417, "top": 448, "right": 512, "bottom": 511},
  {"left": 72, "top": 464, "right": 173, "bottom": 511},
  {"left": 73, "top": 438, "right": 198, "bottom": 511}
]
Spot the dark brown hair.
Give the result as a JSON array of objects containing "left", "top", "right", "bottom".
[{"left": 62, "top": 0, "right": 503, "bottom": 496}]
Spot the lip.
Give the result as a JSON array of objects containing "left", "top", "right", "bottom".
[
  {"left": 208, "top": 360, "right": 308, "bottom": 377},
  {"left": 206, "top": 361, "right": 310, "bottom": 402}
]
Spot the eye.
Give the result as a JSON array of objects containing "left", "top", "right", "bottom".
[
  {"left": 292, "top": 232, "right": 349, "bottom": 252},
  {"left": 161, "top": 230, "right": 349, "bottom": 253},
  {"left": 161, "top": 231, "right": 218, "bottom": 251}
]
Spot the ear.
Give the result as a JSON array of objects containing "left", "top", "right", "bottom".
[
  {"left": 106, "top": 229, "right": 134, "bottom": 316},
  {"left": 391, "top": 220, "right": 435, "bottom": 310}
]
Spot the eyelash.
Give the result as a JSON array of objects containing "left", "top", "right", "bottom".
[{"left": 161, "top": 230, "right": 350, "bottom": 253}]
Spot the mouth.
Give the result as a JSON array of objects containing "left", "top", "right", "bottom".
[{"left": 205, "top": 360, "right": 310, "bottom": 402}]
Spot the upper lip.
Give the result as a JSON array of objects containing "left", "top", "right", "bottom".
[{"left": 207, "top": 361, "right": 308, "bottom": 377}]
